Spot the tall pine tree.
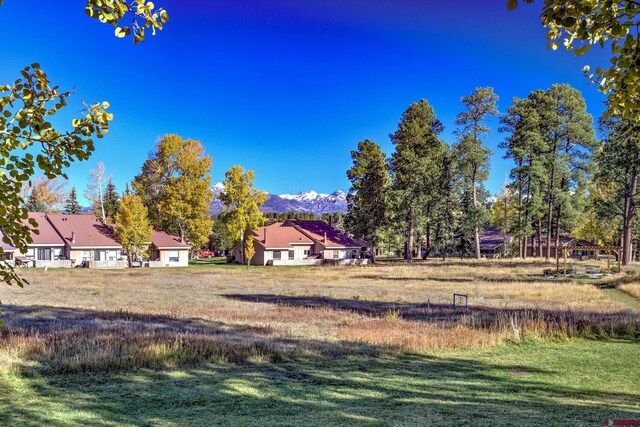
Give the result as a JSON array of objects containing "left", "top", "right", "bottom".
[
  {"left": 344, "top": 139, "right": 390, "bottom": 262},
  {"left": 63, "top": 187, "right": 82, "bottom": 214},
  {"left": 453, "top": 87, "right": 498, "bottom": 259},
  {"left": 390, "top": 100, "right": 448, "bottom": 262}
]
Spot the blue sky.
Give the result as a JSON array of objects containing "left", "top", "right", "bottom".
[{"left": 0, "top": 1, "right": 609, "bottom": 204}]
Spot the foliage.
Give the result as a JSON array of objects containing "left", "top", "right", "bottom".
[
  {"left": 103, "top": 178, "right": 120, "bottom": 224},
  {"left": 0, "top": 64, "right": 112, "bottom": 286},
  {"left": 85, "top": 0, "right": 169, "bottom": 44},
  {"left": 133, "top": 134, "right": 213, "bottom": 247},
  {"left": 114, "top": 194, "right": 152, "bottom": 266},
  {"left": 21, "top": 175, "right": 68, "bottom": 213},
  {"left": 500, "top": 84, "right": 595, "bottom": 258},
  {"left": 389, "top": 99, "right": 448, "bottom": 261},
  {"left": 453, "top": 87, "right": 498, "bottom": 258},
  {"left": 344, "top": 139, "right": 390, "bottom": 261},
  {"left": 595, "top": 114, "right": 640, "bottom": 263},
  {"left": 63, "top": 187, "right": 82, "bottom": 215},
  {"left": 512, "top": 0, "right": 640, "bottom": 123},
  {"left": 218, "top": 166, "right": 268, "bottom": 265}
]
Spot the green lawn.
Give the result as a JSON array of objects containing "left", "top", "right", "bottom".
[{"left": 1, "top": 339, "right": 638, "bottom": 426}]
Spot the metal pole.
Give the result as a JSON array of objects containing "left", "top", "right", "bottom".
[{"left": 564, "top": 249, "right": 567, "bottom": 275}]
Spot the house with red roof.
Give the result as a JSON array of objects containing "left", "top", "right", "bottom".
[
  {"left": 148, "top": 229, "right": 191, "bottom": 267},
  {"left": 1, "top": 213, "right": 190, "bottom": 269},
  {"left": 46, "top": 213, "right": 125, "bottom": 268},
  {"left": 8, "top": 213, "right": 70, "bottom": 268},
  {"left": 234, "top": 220, "right": 369, "bottom": 266}
]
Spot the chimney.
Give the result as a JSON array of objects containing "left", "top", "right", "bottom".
[
  {"left": 71, "top": 231, "right": 75, "bottom": 244},
  {"left": 264, "top": 228, "right": 267, "bottom": 243},
  {"left": 323, "top": 232, "right": 327, "bottom": 243}
]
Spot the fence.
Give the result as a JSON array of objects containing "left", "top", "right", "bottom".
[
  {"left": 35, "top": 260, "right": 73, "bottom": 268},
  {"left": 85, "top": 260, "right": 127, "bottom": 269}
]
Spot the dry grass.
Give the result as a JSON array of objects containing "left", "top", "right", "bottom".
[
  {"left": 621, "top": 283, "right": 640, "bottom": 299},
  {"left": 0, "top": 258, "right": 638, "bottom": 373}
]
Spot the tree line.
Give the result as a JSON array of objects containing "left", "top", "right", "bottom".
[{"left": 344, "top": 84, "right": 640, "bottom": 266}]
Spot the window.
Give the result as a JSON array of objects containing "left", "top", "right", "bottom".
[
  {"left": 333, "top": 251, "right": 339, "bottom": 259},
  {"left": 273, "top": 251, "right": 281, "bottom": 260},
  {"left": 25, "top": 249, "right": 35, "bottom": 260},
  {"left": 288, "top": 250, "right": 294, "bottom": 260},
  {"left": 168, "top": 251, "right": 179, "bottom": 263},
  {"left": 82, "top": 251, "right": 92, "bottom": 261},
  {"left": 303, "top": 249, "right": 310, "bottom": 256},
  {"left": 37, "top": 248, "right": 51, "bottom": 261},
  {"left": 94, "top": 251, "right": 102, "bottom": 261},
  {"left": 53, "top": 248, "right": 63, "bottom": 260}
]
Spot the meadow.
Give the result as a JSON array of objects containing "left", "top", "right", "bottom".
[{"left": 0, "top": 258, "right": 639, "bottom": 425}]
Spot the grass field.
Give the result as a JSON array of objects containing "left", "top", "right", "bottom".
[{"left": 1, "top": 258, "right": 639, "bottom": 425}]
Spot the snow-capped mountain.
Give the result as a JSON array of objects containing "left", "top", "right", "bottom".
[
  {"left": 280, "top": 190, "right": 347, "bottom": 214},
  {"left": 208, "top": 184, "right": 347, "bottom": 216}
]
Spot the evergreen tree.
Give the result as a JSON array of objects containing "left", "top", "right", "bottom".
[
  {"left": 219, "top": 166, "right": 268, "bottom": 265},
  {"left": 389, "top": 99, "right": 448, "bottom": 262},
  {"left": 63, "top": 187, "right": 83, "bottom": 215},
  {"left": 344, "top": 139, "right": 390, "bottom": 262},
  {"left": 103, "top": 178, "right": 120, "bottom": 223},
  {"left": 596, "top": 115, "right": 640, "bottom": 264},
  {"left": 453, "top": 87, "right": 499, "bottom": 259},
  {"left": 500, "top": 94, "right": 548, "bottom": 258},
  {"left": 431, "top": 149, "right": 458, "bottom": 259}
]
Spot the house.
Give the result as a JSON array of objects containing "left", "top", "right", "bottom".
[
  {"left": 284, "top": 220, "right": 367, "bottom": 261},
  {"left": 2, "top": 212, "right": 191, "bottom": 269},
  {"left": 479, "top": 226, "right": 513, "bottom": 258},
  {"left": 524, "top": 236, "right": 598, "bottom": 258},
  {"left": 0, "top": 240, "right": 17, "bottom": 266},
  {"left": 45, "top": 214, "right": 125, "bottom": 268},
  {"left": 12, "top": 213, "right": 69, "bottom": 268},
  {"left": 148, "top": 229, "right": 191, "bottom": 267},
  {"left": 235, "top": 220, "right": 369, "bottom": 266}
]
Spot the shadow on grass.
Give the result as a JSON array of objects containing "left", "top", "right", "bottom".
[
  {"left": 223, "top": 294, "right": 640, "bottom": 342},
  {"left": 0, "top": 305, "right": 639, "bottom": 424},
  {"left": 1, "top": 343, "right": 638, "bottom": 425}
]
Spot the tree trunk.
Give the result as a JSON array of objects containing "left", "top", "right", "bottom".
[
  {"left": 503, "top": 192, "right": 508, "bottom": 257},
  {"left": 425, "top": 224, "right": 431, "bottom": 259},
  {"left": 554, "top": 205, "right": 562, "bottom": 260},
  {"left": 472, "top": 170, "right": 480, "bottom": 260},
  {"left": 537, "top": 219, "right": 542, "bottom": 258},
  {"left": 371, "top": 242, "right": 376, "bottom": 264},
  {"left": 622, "top": 171, "right": 638, "bottom": 265},
  {"left": 407, "top": 209, "right": 414, "bottom": 263}
]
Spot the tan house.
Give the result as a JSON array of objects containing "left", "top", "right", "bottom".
[
  {"left": 46, "top": 214, "right": 125, "bottom": 268},
  {"left": 148, "top": 229, "right": 191, "bottom": 267},
  {"left": 235, "top": 220, "right": 369, "bottom": 266},
  {"left": 12, "top": 213, "right": 69, "bottom": 268}
]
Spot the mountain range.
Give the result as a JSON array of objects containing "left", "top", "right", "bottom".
[{"left": 209, "top": 183, "right": 348, "bottom": 216}]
